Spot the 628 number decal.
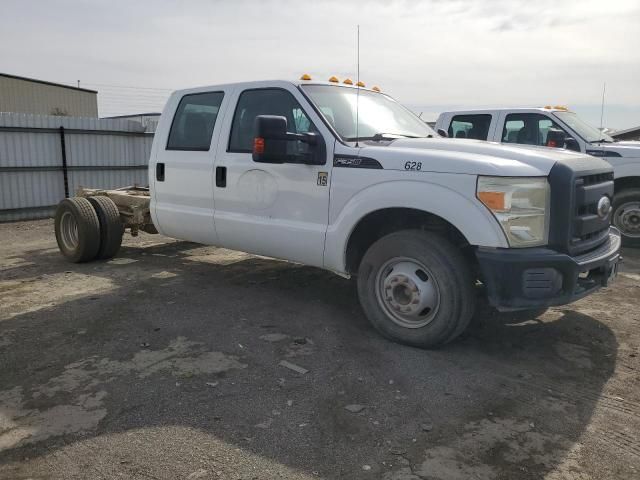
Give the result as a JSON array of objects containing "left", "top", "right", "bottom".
[{"left": 404, "top": 161, "right": 422, "bottom": 171}]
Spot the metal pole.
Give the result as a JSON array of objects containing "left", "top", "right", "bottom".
[{"left": 59, "top": 126, "right": 69, "bottom": 198}]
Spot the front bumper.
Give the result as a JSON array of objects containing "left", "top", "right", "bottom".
[{"left": 476, "top": 228, "right": 621, "bottom": 311}]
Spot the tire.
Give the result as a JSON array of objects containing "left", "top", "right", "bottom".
[
  {"left": 357, "top": 230, "right": 476, "bottom": 348},
  {"left": 87, "top": 196, "right": 124, "bottom": 259},
  {"left": 54, "top": 197, "right": 101, "bottom": 263},
  {"left": 612, "top": 189, "right": 640, "bottom": 247}
]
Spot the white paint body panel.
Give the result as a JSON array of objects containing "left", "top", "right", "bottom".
[{"left": 148, "top": 81, "right": 601, "bottom": 275}]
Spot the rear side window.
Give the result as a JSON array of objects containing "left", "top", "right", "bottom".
[
  {"left": 448, "top": 114, "right": 492, "bottom": 140},
  {"left": 167, "top": 92, "right": 224, "bottom": 151},
  {"left": 228, "top": 88, "right": 315, "bottom": 153}
]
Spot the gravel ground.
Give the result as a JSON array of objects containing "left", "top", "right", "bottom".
[{"left": 0, "top": 219, "right": 639, "bottom": 480}]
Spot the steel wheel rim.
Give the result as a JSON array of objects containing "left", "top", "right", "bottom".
[
  {"left": 613, "top": 201, "right": 640, "bottom": 238},
  {"left": 60, "top": 211, "right": 79, "bottom": 251},
  {"left": 375, "top": 257, "right": 441, "bottom": 329}
]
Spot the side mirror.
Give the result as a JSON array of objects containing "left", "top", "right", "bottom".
[
  {"left": 564, "top": 137, "right": 580, "bottom": 152},
  {"left": 252, "top": 115, "right": 288, "bottom": 163},
  {"left": 437, "top": 128, "right": 448, "bottom": 138},
  {"left": 252, "top": 115, "right": 321, "bottom": 164}
]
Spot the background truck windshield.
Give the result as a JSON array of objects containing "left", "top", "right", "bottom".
[
  {"left": 301, "top": 85, "right": 434, "bottom": 141},
  {"left": 553, "top": 111, "right": 614, "bottom": 143}
]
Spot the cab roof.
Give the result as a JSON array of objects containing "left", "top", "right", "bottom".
[{"left": 172, "top": 79, "right": 382, "bottom": 97}]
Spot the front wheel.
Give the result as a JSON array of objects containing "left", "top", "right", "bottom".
[
  {"left": 357, "top": 230, "right": 476, "bottom": 348},
  {"left": 612, "top": 189, "right": 640, "bottom": 247}
]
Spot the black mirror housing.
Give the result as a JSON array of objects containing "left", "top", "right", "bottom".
[
  {"left": 564, "top": 137, "right": 580, "bottom": 152},
  {"left": 253, "top": 115, "right": 289, "bottom": 163},
  {"left": 437, "top": 128, "right": 448, "bottom": 138},
  {"left": 252, "top": 115, "right": 325, "bottom": 165}
]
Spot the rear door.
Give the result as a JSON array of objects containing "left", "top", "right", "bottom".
[
  {"left": 212, "top": 85, "right": 333, "bottom": 267},
  {"left": 151, "top": 89, "right": 230, "bottom": 244}
]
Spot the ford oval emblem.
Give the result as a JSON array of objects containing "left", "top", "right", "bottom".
[{"left": 597, "top": 196, "right": 611, "bottom": 219}]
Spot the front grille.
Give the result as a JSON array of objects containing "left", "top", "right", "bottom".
[
  {"left": 571, "top": 173, "right": 613, "bottom": 250},
  {"left": 548, "top": 158, "right": 614, "bottom": 256}
]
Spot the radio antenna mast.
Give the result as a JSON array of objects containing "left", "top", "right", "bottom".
[
  {"left": 599, "top": 82, "right": 606, "bottom": 136},
  {"left": 355, "top": 25, "right": 360, "bottom": 148}
]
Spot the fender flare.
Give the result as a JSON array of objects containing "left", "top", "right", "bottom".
[{"left": 323, "top": 180, "right": 508, "bottom": 273}]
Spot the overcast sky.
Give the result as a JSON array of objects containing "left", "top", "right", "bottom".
[{"left": 2, "top": 0, "right": 639, "bottom": 128}]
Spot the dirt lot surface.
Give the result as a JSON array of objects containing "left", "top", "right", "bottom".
[{"left": 0, "top": 219, "right": 639, "bottom": 480}]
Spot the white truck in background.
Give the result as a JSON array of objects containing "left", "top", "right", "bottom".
[
  {"left": 54, "top": 78, "right": 621, "bottom": 348},
  {"left": 435, "top": 107, "right": 640, "bottom": 246}
]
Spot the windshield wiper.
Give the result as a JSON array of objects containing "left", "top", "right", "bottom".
[
  {"left": 346, "top": 133, "right": 421, "bottom": 142},
  {"left": 591, "top": 138, "right": 613, "bottom": 143}
]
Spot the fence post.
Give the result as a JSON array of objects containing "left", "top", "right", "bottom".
[{"left": 59, "top": 126, "right": 69, "bottom": 198}]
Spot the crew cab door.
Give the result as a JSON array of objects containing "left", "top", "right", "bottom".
[
  {"left": 151, "top": 89, "right": 231, "bottom": 244},
  {"left": 497, "top": 112, "right": 578, "bottom": 150},
  {"left": 212, "top": 85, "right": 333, "bottom": 267}
]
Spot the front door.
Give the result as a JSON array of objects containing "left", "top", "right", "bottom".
[{"left": 213, "top": 86, "right": 333, "bottom": 267}]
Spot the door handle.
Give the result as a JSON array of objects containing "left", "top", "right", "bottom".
[
  {"left": 216, "top": 166, "right": 227, "bottom": 187},
  {"left": 156, "top": 163, "right": 165, "bottom": 182}
]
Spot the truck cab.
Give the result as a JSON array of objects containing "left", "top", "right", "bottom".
[
  {"left": 54, "top": 77, "right": 621, "bottom": 349},
  {"left": 435, "top": 107, "right": 640, "bottom": 246}
]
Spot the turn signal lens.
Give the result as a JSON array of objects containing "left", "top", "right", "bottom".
[
  {"left": 328, "top": 76, "right": 339, "bottom": 83},
  {"left": 253, "top": 137, "right": 265, "bottom": 154},
  {"left": 300, "top": 73, "right": 312, "bottom": 80},
  {"left": 343, "top": 78, "right": 353, "bottom": 85},
  {"left": 477, "top": 191, "right": 506, "bottom": 211}
]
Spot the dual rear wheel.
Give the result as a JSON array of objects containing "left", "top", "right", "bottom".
[{"left": 54, "top": 196, "right": 124, "bottom": 263}]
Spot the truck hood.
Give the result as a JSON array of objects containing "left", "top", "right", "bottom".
[
  {"left": 357, "top": 138, "right": 589, "bottom": 176},
  {"left": 590, "top": 140, "right": 640, "bottom": 159}
]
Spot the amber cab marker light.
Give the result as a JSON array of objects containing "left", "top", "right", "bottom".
[
  {"left": 343, "top": 78, "right": 353, "bottom": 85},
  {"left": 300, "top": 73, "right": 312, "bottom": 81},
  {"left": 372, "top": 86, "right": 381, "bottom": 92},
  {"left": 253, "top": 137, "right": 265, "bottom": 155},
  {"left": 356, "top": 81, "right": 365, "bottom": 87},
  {"left": 477, "top": 191, "right": 506, "bottom": 211},
  {"left": 328, "top": 76, "right": 339, "bottom": 83}
]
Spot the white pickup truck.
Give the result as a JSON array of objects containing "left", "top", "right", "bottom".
[
  {"left": 54, "top": 78, "right": 621, "bottom": 348},
  {"left": 435, "top": 107, "right": 640, "bottom": 246}
]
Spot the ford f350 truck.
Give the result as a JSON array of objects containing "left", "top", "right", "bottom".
[
  {"left": 435, "top": 107, "right": 640, "bottom": 246},
  {"left": 54, "top": 77, "right": 621, "bottom": 348}
]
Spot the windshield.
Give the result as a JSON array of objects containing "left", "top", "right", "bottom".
[
  {"left": 301, "top": 85, "right": 434, "bottom": 141},
  {"left": 553, "top": 111, "right": 614, "bottom": 143}
]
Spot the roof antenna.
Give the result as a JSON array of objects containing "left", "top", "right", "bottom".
[
  {"left": 599, "top": 82, "right": 606, "bottom": 139},
  {"left": 355, "top": 25, "right": 360, "bottom": 148}
]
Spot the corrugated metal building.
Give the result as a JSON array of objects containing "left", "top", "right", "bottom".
[
  {"left": 0, "top": 73, "right": 98, "bottom": 117},
  {"left": 0, "top": 112, "right": 152, "bottom": 222}
]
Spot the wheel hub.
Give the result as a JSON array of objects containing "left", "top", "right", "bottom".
[
  {"left": 60, "top": 211, "right": 79, "bottom": 251},
  {"left": 376, "top": 259, "right": 440, "bottom": 329},
  {"left": 614, "top": 201, "right": 640, "bottom": 238}
]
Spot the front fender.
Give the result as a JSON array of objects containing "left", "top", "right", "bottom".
[{"left": 323, "top": 175, "right": 508, "bottom": 273}]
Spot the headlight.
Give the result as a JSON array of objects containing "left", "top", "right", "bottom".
[{"left": 477, "top": 176, "right": 550, "bottom": 247}]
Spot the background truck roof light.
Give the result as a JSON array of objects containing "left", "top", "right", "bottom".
[
  {"left": 372, "top": 86, "right": 381, "bottom": 92},
  {"left": 343, "top": 78, "right": 353, "bottom": 85},
  {"left": 356, "top": 81, "right": 365, "bottom": 87},
  {"left": 300, "top": 74, "right": 312, "bottom": 80},
  {"left": 328, "top": 76, "right": 339, "bottom": 83}
]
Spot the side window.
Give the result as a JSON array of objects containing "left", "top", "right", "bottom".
[
  {"left": 502, "top": 113, "right": 569, "bottom": 147},
  {"left": 448, "top": 114, "right": 492, "bottom": 140},
  {"left": 167, "top": 92, "right": 224, "bottom": 151},
  {"left": 228, "top": 88, "right": 316, "bottom": 153}
]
